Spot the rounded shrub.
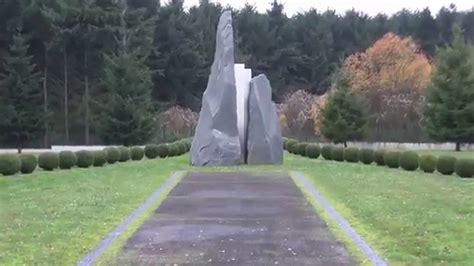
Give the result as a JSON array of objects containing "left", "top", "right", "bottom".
[
  {"left": 20, "top": 154, "right": 37, "bottom": 174},
  {"left": 157, "top": 144, "right": 169, "bottom": 158},
  {"left": 93, "top": 150, "right": 107, "bottom": 167},
  {"left": 176, "top": 141, "right": 187, "bottom": 155},
  {"left": 331, "top": 147, "right": 344, "bottom": 162},
  {"left": 455, "top": 159, "right": 474, "bottom": 178},
  {"left": 130, "top": 146, "right": 144, "bottom": 161},
  {"left": 144, "top": 144, "right": 159, "bottom": 159},
  {"left": 344, "top": 147, "right": 359, "bottom": 163},
  {"left": 0, "top": 154, "right": 21, "bottom": 175},
  {"left": 76, "top": 150, "right": 94, "bottom": 168},
  {"left": 187, "top": 139, "right": 193, "bottom": 151},
  {"left": 282, "top": 137, "right": 289, "bottom": 149},
  {"left": 168, "top": 143, "right": 180, "bottom": 157},
  {"left": 104, "top": 147, "right": 120, "bottom": 164},
  {"left": 38, "top": 152, "right": 59, "bottom": 171},
  {"left": 374, "top": 150, "right": 386, "bottom": 166},
  {"left": 305, "top": 144, "right": 320, "bottom": 159},
  {"left": 59, "top": 151, "right": 77, "bottom": 169},
  {"left": 286, "top": 139, "right": 298, "bottom": 153},
  {"left": 384, "top": 151, "right": 400, "bottom": 168},
  {"left": 118, "top": 147, "right": 130, "bottom": 162},
  {"left": 437, "top": 156, "right": 456, "bottom": 175},
  {"left": 400, "top": 151, "right": 419, "bottom": 171},
  {"left": 359, "top": 148, "right": 375, "bottom": 165},
  {"left": 321, "top": 145, "right": 334, "bottom": 160},
  {"left": 182, "top": 140, "right": 191, "bottom": 152},
  {"left": 419, "top": 154, "right": 437, "bottom": 173},
  {"left": 295, "top": 143, "right": 308, "bottom": 156}
]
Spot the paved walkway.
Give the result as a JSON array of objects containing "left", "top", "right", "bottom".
[{"left": 115, "top": 172, "right": 355, "bottom": 265}]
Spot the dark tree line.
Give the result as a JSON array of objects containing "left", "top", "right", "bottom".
[{"left": 1, "top": 0, "right": 473, "bottom": 147}]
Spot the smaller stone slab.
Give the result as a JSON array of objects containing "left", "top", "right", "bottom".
[{"left": 246, "top": 74, "right": 283, "bottom": 165}]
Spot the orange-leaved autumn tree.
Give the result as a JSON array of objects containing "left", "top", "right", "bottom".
[
  {"left": 343, "top": 33, "right": 432, "bottom": 141},
  {"left": 157, "top": 106, "right": 198, "bottom": 141},
  {"left": 276, "top": 90, "right": 327, "bottom": 140}
]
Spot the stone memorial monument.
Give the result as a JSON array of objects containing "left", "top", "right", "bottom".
[{"left": 190, "top": 11, "right": 283, "bottom": 166}]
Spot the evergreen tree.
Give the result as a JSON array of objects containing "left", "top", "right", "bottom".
[
  {"left": 97, "top": 51, "right": 155, "bottom": 145},
  {"left": 320, "top": 72, "right": 367, "bottom": 147},
  {"left": 97, "top": 1, "right": 155, "bottom": 145},
  {"left": 423, "top": 26, "right": 474, "bottom": 151},
  {"left": 0, "top": 33, "right": 44, "bottom": 152}
]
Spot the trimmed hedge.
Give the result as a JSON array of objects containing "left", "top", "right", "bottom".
[
  {"left": 104, "top": 147, "right": 120, "bottom": 164},
  {"left": 130, "top": 147, "right": 144, "bottom": 161},
  {"left": 282, "top": 137, "right": 289, "bottom": 149},
  {"left": 321, "top": 145, "right": 334, "bottom": 160},
  {"left": 118, "top": 147, "right": 130, "bottom": 162},
  {"left": 359, "top": 148, "right": 375, "bottom": 165},
  {"left": 38, "top": 152, "right": 59, "bottom": 171},
  {"left": 176, "top": 142, "right": 187, "bottom": 155},
  {"left": 59, "top": 151, "right": 77, "bottom": 169},
  {"left": 400, "top": 151, "right": 419, "bottom": 171},
  {"left": 331, "top": 147, "right": 344, "bottom": 162},
  {"left": 0, "top": 154, "right": 21, "bottom": 175},
  {"left": 384, "top": 151, "right": 400, "bottom": 168},
  {"left": 157, "top": 144, "right": 169, "bottom": 158},
  {"left": 76, "top": 150, "right": 94, "bottom": 168},
  {"left": 374, "top": 150, "right": 386, "bottom": 166},
  {"left": 93, "top": 150, "right": 107, "bottom": 167},
  {"left": 454, "top": 159, "right": 474, "bottom": 178},
  {"left": 344, "top": 147, "right": 359, "bottom": 163},
  {"left": 295, "top": 143, "right": 308, "bottom": 156},
  {"left": 305, "top": 144, "right": 320, "bottom": 159},
  {"left": 419, "top": 154, "right": 437, "bottom": 173},
  {"left": 20, "top": 154, "right": 37, "bottom": 174},
  {"left": 286, "top": 139, "right": 298, "bottom": 153},
  {"left": 144, "top": 144, "right": 159, "bottom": 159},
  {"left": 437, "top": 156, "right": 456, "bottom": 175},
  {"left": 168, "top": 143, "right": 180, "bottom": 157}
]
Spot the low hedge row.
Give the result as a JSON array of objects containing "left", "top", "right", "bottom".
[
  {"left": 282, "top": 139, "right": 474, "bottom": 178},
  {"left": 0, "top": 138, "right": 193, "bottom": 176}
]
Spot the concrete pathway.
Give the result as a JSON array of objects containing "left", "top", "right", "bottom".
[{"left": 114, "top": 172, "right": 355, "bottom": 265}]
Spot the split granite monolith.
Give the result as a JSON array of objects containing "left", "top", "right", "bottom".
[
  {"left": 190, "top": 11, "right": 242, "bottom": 166},
  {"left": 246, "top": 74, "right": 284, "bottom": 164}
]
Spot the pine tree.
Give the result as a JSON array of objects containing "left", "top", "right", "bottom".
[
  {"left": 96, "top": 1, "right": 155, "bottom": 145},
  {"left": 97, "top": 51, "right": 155, "bottom": 145},
  {"left": 320, "top": 72, "right": 368, "bottom": 147},
  {"left": 423, "top": 25, "right": 474, "bottom": 151},
  {"left": 0, "top": 33, "right": 44, "bottom": 153}
]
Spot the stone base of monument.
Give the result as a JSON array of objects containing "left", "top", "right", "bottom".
[{"left": 190, "top": 11, "right": 283, "bottom": 166}]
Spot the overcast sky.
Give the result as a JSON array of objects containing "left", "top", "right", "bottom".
[{"left": 184, "top": 0, "right": 474, "bottom": 16}]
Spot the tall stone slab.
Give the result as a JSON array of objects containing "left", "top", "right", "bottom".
[
  {"left": 190, "top": 11, "right": 242, "bottom": 166},
  {"left": 247, "top": 74, "right": 283, "bottom": 165}
]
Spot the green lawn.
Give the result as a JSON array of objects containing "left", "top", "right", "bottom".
[
  {"left": 1, "top": 152, "right": 473, "bottom": 265},
  {"left": 282, "top": 154, "right": 474, "bottom": 265},
  {"left": 0, "top": 156, "right": 188, "bottom": 265}
]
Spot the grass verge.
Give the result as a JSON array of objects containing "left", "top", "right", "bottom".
[
  {"left": 2, "top": 152, "right": 473, "bottom": 265},
  {"left": 0, "top": 156, "right": 189, "bottom": 265},
  {"left": 95, "top": 172, "right": 185, "bottom": 265},
  {"left": 283, "top": 153, "right": 474, "bottom": 265}
]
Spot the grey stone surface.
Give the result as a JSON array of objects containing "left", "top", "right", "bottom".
[
  {"left": 115, "top": 172, "right": 355, "bottom": 265},
  {"left": 190, "top": 11, "right": 242, "bottom": 166},
  {"left": 247, "top": 74, "right": 284, "bottom": 165}
]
